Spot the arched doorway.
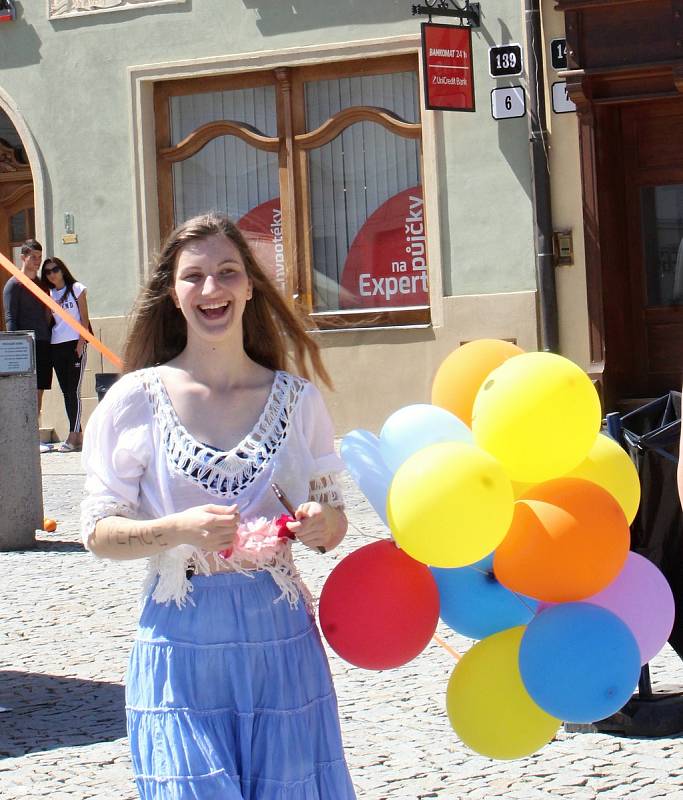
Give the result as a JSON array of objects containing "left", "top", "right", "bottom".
[{"left": 0, "top": 108, "right": 34, "bottom": 330}]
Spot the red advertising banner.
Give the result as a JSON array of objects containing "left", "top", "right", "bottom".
[
  {"left": 340, "top": 186, "right": 429, "bottom": 310},
  {"left": 421, "top": 22, "right": 475, "bottom": 112},
  {"left": 236, "top": 198, "right": 285, "bottom": 293}
]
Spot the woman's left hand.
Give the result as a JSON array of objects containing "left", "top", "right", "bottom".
[
  {"left": 75, "top": 338, "right": 85, "bottom": 357},
  {"left": 286, "top": 502, "right": 347, "bottom": 552}
]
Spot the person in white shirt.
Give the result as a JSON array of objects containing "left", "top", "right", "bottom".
[
  {"left": 40, "top": 257, "right": 91, "bottom": 452},
  {"left": 80, "top": 213, "right": 356, "bottom": 799}
]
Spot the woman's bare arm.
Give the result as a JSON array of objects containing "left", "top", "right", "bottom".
[
  {"left": 75, "top": 290, "right": 90, "bottom": 357},
  {"left": 76, "top": 289, "right": 91, "bottom": 329},
  {"left": 87, "top": 504, "right": 240, "bottom": 560}
]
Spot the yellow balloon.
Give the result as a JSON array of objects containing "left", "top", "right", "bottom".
[
  {"left": 446, "top": 627, "right": 561, "bottom": 759},
  {"left": 386, "top": 442, "right": 514, "bottom": 568},
  {"left": 472, "top": 352, "right": 602, "bottom": 483},
  {"left": 512, "top": 480, "right": 534, "bottom": 499},
  {"left": 567, "top": 433, "right": 641, "bottom": 524}
]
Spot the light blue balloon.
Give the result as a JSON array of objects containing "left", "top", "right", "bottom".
[
  {"left": 431, "top": 555, "right": 538, "bottom": 640},
  {"left": 379, "top": 403, "right": 473, "bottom": 472},
  {"left": 519, "top": 603, "right": 641, "bottom": 723},
  {"left": 340, "top": 429, "right": 392, "bottom": 525}
]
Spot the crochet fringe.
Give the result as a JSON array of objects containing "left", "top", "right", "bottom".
[{"left": 142, "top": 518, "right": 313, "bottom": 613}]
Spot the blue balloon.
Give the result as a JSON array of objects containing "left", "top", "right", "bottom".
[
  {"left": 519, "top": 603, "right": 641, "bottom": 723},
  {"left": 379, "top": 404, "right": 473, "bottom": 472},
  {"left": 340, "top": 430, "right": 392, "bottom": 525},
  {"left": 431, "top": 555, "right": 538, "bottom": 640}
]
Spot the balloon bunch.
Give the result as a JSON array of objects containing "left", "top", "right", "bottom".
[{"left": 320, "top": 339, "right": 676, "bottom": 760}]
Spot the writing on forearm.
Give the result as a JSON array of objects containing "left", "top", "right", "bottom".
[
  {"left": 114, "top": 526, "right": 169, "bottom": 549},
  {"left": 91, "top": 516, "right": 176, "bottom": 560}
]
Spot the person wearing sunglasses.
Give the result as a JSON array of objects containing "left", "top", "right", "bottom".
[{"left": 40, "top": 257, "right": 91, "bottom": 452}]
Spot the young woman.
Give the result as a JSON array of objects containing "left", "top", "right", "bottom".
[
  {"left": 81, "top": 213, "right": 356, "bottom": 799},
  {"left": 40, "top": 257, "right": 90, "bottom": 452}
]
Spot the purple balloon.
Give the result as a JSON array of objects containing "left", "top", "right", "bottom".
[{"left": 586, "top": 552, "right": 675, "bottom": 665}]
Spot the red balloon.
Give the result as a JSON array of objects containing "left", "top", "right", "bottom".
[{"left": 319, "top": 540, "right": 440, "bottom": 670}]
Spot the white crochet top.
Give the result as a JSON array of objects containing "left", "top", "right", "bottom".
[{"left": 81, "top": 368, "right": 344, "bottom": 608}]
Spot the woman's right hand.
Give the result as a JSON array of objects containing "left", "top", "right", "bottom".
[{"left": 166, "top": 504, "right": 240, "bottom": 552}]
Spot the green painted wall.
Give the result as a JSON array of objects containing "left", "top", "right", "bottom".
[{"left": 1, "top": 0, "right": 534, "bottom": 317}]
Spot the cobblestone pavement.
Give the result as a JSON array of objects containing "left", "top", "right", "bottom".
[{"left": 1, "top": 452, "right": 683, "bottom": 799}]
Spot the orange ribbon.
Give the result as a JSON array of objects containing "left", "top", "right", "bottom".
[
  {"left": 0, "top": 251, "right": 123, "bottom": 371},
  {"left": 432, "top": 632, "right": 462, "bottom": 661}
]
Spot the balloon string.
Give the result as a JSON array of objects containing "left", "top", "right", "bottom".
[
  {"left": 347, "top": 519, "right": 390, "bottom": 542},
  {"left": 432, "top": 633, "right": 462, "bottom": 661},
  {"left": 467, "top": 564, "right": 538, "bottom": 615},
  {"left": 511, "top": 592, "right": 538, "bottom": 615}
]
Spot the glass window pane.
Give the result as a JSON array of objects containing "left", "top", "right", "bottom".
[
  {"left": 305, "top": 71, "right": 419, "bottom": 130},
  {"left": 10, "top": 210, "right": 26, "bottom": 244},
  {"left": 170, "top": 87, "right": 283, "bottom": 290},
  {"left": 307, "top": 122, "right": 425, "bottom": 312},
  {"left": 172, "top": 139, "right": 282, "bottom": 289},
  {"left": 170, "top": 86, "right": 278, "bottom": 143},
  {"left": 642, "top": 184, "right": 683, "bottom": 306}
]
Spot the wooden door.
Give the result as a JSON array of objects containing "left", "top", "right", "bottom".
[
  {"left": 620, "top": 99, "right": 683, "bottom": 397},
  {"left": 0, "top": 140, "right": 34, "bottom": 330}
]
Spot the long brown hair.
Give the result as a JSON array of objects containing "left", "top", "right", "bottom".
[
  {"left": 123, "top": 213, "right": 331, "bottom": 387},
  {"left": 39, "top": 256, "right": 79, "bottom": 295}
]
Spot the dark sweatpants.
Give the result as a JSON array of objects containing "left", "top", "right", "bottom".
[{"left": 51, "top": 340, "right": 87, "bottom": 433}]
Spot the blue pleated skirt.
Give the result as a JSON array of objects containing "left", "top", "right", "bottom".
[{"left": 126, "top": 571, "right": 356, "bottom": 800}]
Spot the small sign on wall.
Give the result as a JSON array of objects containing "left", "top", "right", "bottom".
[
  {"left": 421, "top": 23, "right": 475, "bottom": 112},
  {"left": 491, "top": 86, "right": 526, "bottom": 120},
  {"left": 489, "top": 44, "right": 523, "bottom": 78},
  {"left": 550, "top": 38, "right": 568, "bottom": 71},
  {"left": 0, "top": 333, "right": 34, "bottom": 376},
  {"left": 551, "top": 81, "right": 577, "bottom": 114}
]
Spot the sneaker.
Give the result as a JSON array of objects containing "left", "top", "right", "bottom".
[{"left": 39, "top": 443, "right": 51, "bottom": 454}]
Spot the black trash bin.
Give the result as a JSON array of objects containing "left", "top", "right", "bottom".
[
  {"left": 578, "top": 392, "right": 683, "bottom": 736},
  {"left": 620, "top": 391, "right": 683, "bottom": 661},
  {"left": 95, "top": 372, "right": 120, "bottom": 402}
]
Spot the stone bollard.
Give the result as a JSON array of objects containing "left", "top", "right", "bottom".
[{"left": 0, "top": 331, "right": 43, "bottom": 550}]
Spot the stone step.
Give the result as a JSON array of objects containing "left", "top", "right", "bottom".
[{"left": 39, "top": 427, "right": 57, "bottom": 444}]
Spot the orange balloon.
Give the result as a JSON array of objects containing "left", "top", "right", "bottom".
[
  {"left": 493, "top": 478, "right": 630, "bottom": 603},
  {"left": 432, "top": 339, "right": 524, "bottom": 427}
]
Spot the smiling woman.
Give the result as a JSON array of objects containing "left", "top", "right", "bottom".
[
  {"left": 81, "top": 212, "right": 356, "bottom": 799},
  {"left": 170, "top": 233, "right": 253, "bottom": 342}
]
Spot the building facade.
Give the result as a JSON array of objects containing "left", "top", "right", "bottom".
[
  {"left": 0, "top": 0, "right": 606, "bottom": 436},
  {"left": 558, "top": 0, "right": 683, "bottom": 406}
]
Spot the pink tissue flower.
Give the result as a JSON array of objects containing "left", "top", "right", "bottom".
[{"left": 219, "top": 514, "right": 295, "bottom": 561}]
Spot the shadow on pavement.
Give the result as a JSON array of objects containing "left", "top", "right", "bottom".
[
  {"left": 0, "top": 670, "right": 126, "bottom": 757},
  {"left": 33, "top": 539, "right": 85, "bottom": 554}
]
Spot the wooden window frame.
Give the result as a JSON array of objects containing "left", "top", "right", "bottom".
[{"left": 154, "top": 54, "right": 429, "bottom": 331}]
